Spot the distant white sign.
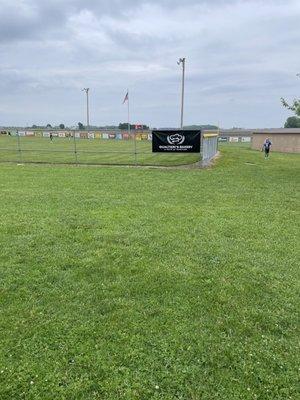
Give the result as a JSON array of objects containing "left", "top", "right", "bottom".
[
  {"left": 241, "top": 137, "right": 251, "bottom": 142},
  {"left": 229, "top": 136, "right": 239, "bottom": 142}
]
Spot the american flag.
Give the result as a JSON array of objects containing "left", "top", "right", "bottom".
[{"left": 122, "top": 91, "right": 128, "bottom": 104}]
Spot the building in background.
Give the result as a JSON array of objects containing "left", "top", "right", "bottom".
[{"left": 252, "top": 129, "right": 300, "bottom": 153}]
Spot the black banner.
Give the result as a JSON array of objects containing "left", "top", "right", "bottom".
[{"left": 152, "top": 130, "right": 201, "bottom": 153}]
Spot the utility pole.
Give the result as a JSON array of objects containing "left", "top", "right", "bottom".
[
  {"left": 82, "top": 88, "right": 90, "bottom": 129},
  {"left": 177, "top": 58, "right": 186, "bottom": 129}
]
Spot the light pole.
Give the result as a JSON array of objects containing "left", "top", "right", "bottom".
[
  {"left": 82, "top": 88, "right": 90, "bottom": 129},
  {"left": 177, "top": 58, "right": 186, "bottom": 129}
]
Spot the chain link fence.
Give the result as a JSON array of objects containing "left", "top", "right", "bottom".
[
  {"left": 0, "top": 129, "right": 218, "bottom": 167},
  {"left": 201, "top": 133, "right": 219, "bottom": 165}
]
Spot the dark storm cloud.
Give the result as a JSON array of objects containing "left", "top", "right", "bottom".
[{"left": 0, "top": 0, "right": 300, "bottom": 127}]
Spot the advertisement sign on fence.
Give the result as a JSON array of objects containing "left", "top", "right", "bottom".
[
  {"left": 241, "top": 137, "right": 251, "bottom": 142},
  {"left": 152, "top": 130, "right": 201, "bottom": 153}
]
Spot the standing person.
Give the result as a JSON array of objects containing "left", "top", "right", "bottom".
[
  {"left": 50, "top": 132, "right": 53, "bottom": 142},
  {"left": 262, "top": 137, "right": 272, "bottom": 158}
]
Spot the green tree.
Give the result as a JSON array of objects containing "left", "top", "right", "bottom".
[
  {"left": 281, "top": 98, "right": 300, "bottom": 117},
  {"left": 284, "top": 116, "right": 300, "bottom": 128},
  {"left": 59, "top": 123, "right": 65, "bottom": 129},
  {"left": 118, "top": 123, "right": 128, "bottom": 130},
  {"left": 281, "top": 75, "right": 300, "bottom": 118},
  {"left": 78, "top": 122, "right": 85, "bottom": 130},
  {"left": 46, "top": 124, "right": 52, "bottom": 128}
]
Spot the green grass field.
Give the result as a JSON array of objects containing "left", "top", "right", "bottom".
[
  {"left": 0, "top": 135, "right": 201, "bottom": 166},
  {"left": 0, "top": 145, "right": 299, "bottom": 399}
]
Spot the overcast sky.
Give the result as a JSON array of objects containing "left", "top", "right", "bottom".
[{"left": 0, "top": 0, "right": 299, "bottom": 128}]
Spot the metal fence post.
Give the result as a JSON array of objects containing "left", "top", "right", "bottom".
[
  {"left": 200, "top": 131, "right": 204, "bottom": 162},
  {"left": 73, "top": 130, "right": 78, "bottom": 165},
  {"left": 134, "top": 129, "right": 137, "bottom": 165},
  {"left": 17, "top": 130, "right": 22, "bottom": 163}
]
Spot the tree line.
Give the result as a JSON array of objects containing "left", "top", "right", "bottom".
[{"left": 28, "top": 123, "right": 150, "bottom": 130}]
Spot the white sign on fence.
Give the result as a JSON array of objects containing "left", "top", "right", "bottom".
[{"left": 241, "top": 137, "right": 251, "bottom": 142}]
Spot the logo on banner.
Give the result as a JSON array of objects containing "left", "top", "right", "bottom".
[{"left": 167, "top": 133, "right": 185, "bottom": 145}]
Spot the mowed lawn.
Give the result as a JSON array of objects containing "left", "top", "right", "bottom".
[{"left": 0, "top": 146, "right": 299, "bottom": 399}]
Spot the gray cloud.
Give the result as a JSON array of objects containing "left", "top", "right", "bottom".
[{"left": 0, "top": 0, "right": 300, "bottom": 127}]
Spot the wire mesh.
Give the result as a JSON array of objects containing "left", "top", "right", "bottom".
[{"left": 0, "top": 129, "right": 202, "bottom": 167}]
